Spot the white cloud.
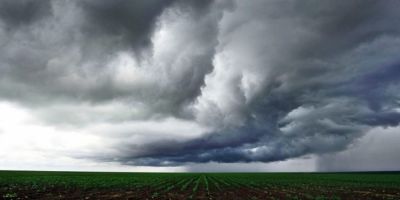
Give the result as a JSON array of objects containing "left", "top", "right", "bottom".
[{"left": 0, "top": 101, "right": 189, "bottom": 172}]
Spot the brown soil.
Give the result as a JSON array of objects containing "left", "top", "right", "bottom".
[{"left": 1, "top": 186, "right": 400, "bottom": 200}]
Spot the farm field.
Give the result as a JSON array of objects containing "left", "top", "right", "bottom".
[{"left": 1, "top": 171, "right": 400, "bottom": 200}]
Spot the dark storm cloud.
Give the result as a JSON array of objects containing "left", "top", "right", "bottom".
[
  {"left": 78, "top": 0, "right": 175, "bottom": 52},
  {"left": 0, "top": 0, "right": 219, "bottom": 112},
  {"left": 78, "top": 0, "right": 215, "bottom": 55},
  {"left": 1, "top": 0, "right": 400, "bottom": 168},
  {"left": 101, "top": 0, "right": 400, "bottom": 166},
  {"left": 0, "top": 0, "right": 52, "bottom": 28}
]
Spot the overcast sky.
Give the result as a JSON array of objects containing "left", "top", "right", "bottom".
[{"left": 1, "top": 0, "right": 400, "bottom": 172}]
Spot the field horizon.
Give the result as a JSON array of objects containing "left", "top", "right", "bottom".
[{"left": 2, "top": 169, "right": 400, "bottom": 173}]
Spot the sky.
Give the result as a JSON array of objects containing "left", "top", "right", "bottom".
[{"left": 0, "top": 0, "right": 400, "bottom": 172}]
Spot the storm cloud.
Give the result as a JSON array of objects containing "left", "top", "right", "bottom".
[{"left": 0, "top": 0, "right": 399, "bottom": 168}]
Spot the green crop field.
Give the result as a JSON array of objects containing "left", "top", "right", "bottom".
[{"left": 1, "top": 171, "right": 400, "bottom": 199}]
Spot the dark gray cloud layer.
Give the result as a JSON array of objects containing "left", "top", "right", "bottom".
[
  {"left": 79, "top": 0, "right": 175, "bottom": 53},
  {"left": 0, "top": 0, "right": 51, "bottom": 28},
  {"left": 1, "top": 0, "right": 399, "bottom": 167}
]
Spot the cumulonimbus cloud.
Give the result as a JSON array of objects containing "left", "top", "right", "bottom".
[{"left": 0, "top": 0, "right": 399, "bottom": 166}]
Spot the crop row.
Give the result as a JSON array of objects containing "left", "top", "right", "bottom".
[{"left": 1, "top": 171, "right": 400, "bottom": 199}]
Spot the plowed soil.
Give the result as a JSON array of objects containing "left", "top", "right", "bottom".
[{"left": 2, "top": 185, "right": 400, "bottom": 200}]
